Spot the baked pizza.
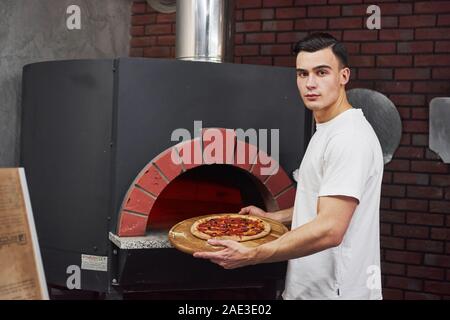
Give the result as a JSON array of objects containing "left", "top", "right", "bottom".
[{"left": 190, "top": 214, "right": 271, "bottom": 242}]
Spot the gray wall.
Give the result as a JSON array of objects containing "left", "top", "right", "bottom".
[{"left": 0, "top": 0, "right": 132, "bottom": 166}]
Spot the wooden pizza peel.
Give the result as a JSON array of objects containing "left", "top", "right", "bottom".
[{"left": 168, "top": 213, "right": 289, "bottom": 255}]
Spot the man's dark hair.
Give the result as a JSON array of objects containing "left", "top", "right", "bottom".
[{"left": 293, "top": 32, "right": 349, "bottom": 68}]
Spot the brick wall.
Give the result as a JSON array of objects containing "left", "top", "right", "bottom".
[
  {"left": 130, "top": 1, "right": 176, "bottom": 58},
  {"left": 130, "top": 0, "right": 450, "bottom": 299}
]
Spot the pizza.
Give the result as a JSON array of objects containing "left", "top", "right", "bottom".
[{"left": 190, "top": 214, "right": 271, "bottom": 242}]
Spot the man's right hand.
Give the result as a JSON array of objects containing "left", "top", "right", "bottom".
[
  {"left": 239, "top": 205, "right": 270, "bottom": 219},
  {"left": 239, "top": 205, "right": 294, "bottom": 224}
]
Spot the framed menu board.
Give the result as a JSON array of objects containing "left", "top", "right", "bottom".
[{"left": 0, "top": 168, "right": 48, "bottom": 300}]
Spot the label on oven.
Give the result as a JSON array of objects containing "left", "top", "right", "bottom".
[{"left": 81, "top": 254, "right": 108, "bottom": 272}]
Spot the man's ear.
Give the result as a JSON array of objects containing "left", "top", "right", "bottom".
[{"left": 340, "top": 67, "right": 351, "bottom": 86}]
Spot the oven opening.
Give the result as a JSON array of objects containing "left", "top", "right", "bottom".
[{"left": 146, "top": 164, "right": 277, "bottom": 231}]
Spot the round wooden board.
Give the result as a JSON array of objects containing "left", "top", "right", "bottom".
[{"left": 168, "top": 213, "right": 289, "bottom": 255}]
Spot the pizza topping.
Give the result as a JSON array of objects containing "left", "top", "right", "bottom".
[
  {"left": 197, "top": 217, "right": 265, "bottom": 238},
  {"left": 190, "top": 214, "right": 272, "bottom": 242}
]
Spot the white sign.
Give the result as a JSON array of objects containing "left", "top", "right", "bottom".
[{"left": 81, "top": 254, "right": 108, "bottom": 272}]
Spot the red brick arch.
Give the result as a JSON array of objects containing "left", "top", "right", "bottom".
[{"left": 117, "top": 128, "right": 296, "bottom": 236}]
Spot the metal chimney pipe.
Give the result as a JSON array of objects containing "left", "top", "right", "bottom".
[{"left": 175, "top": 0, "right": 234, "bottom": 63}]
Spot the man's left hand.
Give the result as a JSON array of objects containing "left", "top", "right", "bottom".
[{"left": 193, "top": 239, "right": 256, "bottom": 269}]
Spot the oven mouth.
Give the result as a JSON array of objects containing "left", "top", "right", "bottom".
[
  {"left": 145, "top": 164, "right": 277, "bottom": 231},
  {"left": 110, "top": 162, "right": 288, "bottom": 250},
  {"left": 116, "top": 129, "right": 296, "bottom": 238}
]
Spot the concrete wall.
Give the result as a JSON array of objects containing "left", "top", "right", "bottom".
[{"left": 0, "top": 0, "right": 132, "bottom": 166}]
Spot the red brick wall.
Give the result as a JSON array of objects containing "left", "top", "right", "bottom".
[
  {"left": 130, "top": 1, "right": 176, "bottom": 58},
  {"left": 130, "top": 0, "right": 450, "bottom": 299}
]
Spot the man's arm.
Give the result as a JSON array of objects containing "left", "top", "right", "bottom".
[
  {"left": 239, "top": 205, "right": 293, "bottom": 224},
  {"left": 253, "top": 195, "right": 357, "bottom": 264},
  {"left": 194, "top": 195, "right": 358, "bottom": 269},
  {"left": 271, "top": 207, "right": 293, "bottom": 224}
]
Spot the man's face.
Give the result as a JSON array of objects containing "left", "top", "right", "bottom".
[{"left": 296, "top": 47, "right": 348, "bottom": 112}]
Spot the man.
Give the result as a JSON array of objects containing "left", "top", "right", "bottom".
[{"left": 194, "top": 33, "right": 384, "bottom": 300}]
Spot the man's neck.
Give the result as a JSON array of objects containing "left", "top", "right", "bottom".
[{"left": 313, "top": 90, "right": 353, "bottom": 124}]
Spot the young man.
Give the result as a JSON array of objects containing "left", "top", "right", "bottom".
[{"left": 194, "top": 33, "right": 384, "bottom": 300}]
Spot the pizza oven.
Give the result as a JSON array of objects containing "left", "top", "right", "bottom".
[{"left": 20, "top": 57, "right": 312, "bottom": 298}]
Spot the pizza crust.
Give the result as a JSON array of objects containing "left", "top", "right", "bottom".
[{"left": 190, "top": 214, "right": 271, "bottom": 242}]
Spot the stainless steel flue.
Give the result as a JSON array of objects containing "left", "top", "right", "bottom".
[{"left": 176, "top": 0, "right": 233, "bottom": 63}]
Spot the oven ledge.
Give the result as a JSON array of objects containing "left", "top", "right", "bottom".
[{"left": 109, "top": 230, "right": 172, "bottom": 249}]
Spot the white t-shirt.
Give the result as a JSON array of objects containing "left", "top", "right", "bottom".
[{"left": 282, "top": 108, "right": 384, "bottom": 300}]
